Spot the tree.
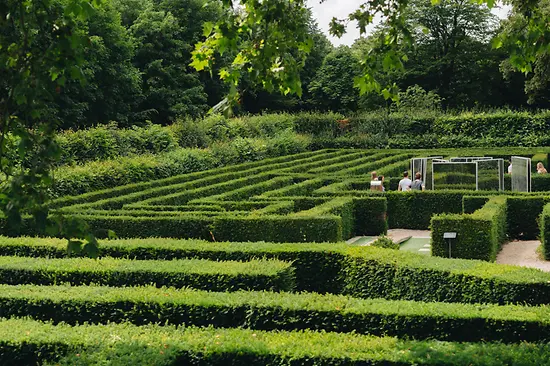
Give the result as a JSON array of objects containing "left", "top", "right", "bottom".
[
  {"left": 500, "top": 0, "right": 550, "bottom": 107},
  {"left": 239, "top": 11, "right": 333, "bottom": 113},
  {"left": 55, "top": 1, "right": 142, "bottom": 129},
  {"left": 402, "top": 0, "right": 498, "bottom": 108},
  {"left": 113, "top": 0, "right": 221, "bottom": 124},
  {"left": 308, "top": 46, "right": 362, "bottom": 112},
  {"left": 0, "top": 0, "right": 101, "bottom": 256},
  {"left": 191, "top": 0, "right": 549, "bottom": 109}
]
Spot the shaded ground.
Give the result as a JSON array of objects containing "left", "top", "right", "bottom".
[{"left": 496, "top": 240, "right": 550, "bottom": 272}]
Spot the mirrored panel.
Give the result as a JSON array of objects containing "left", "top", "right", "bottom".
[
  {"left": 511, "top": 156, "right": 531, "bottom": 192},
  {"left": 432, "top": 162, "right": 477, "bottom": 190}
]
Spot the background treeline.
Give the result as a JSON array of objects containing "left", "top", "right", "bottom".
[{"left": 17, "top": 0, "right": 549, "bottom": 131}]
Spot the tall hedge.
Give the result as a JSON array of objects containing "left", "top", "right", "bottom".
[
  {"left": 431, "top": 196, "right": 507, "bottom": 261},
  {"left": 1, "top": 237, "right": 550, "bottom": 305}
]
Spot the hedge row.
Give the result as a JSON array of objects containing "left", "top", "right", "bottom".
[
  {"left": 51, "top": 147, "right": 550, "bottom": 199},
  {"left": 0, "top": 256, "right": 294, "bottom": 292},
  {"left": 50, "top": 136, "right": 319, "bottom": 197},
  {"left": 1, "top": 237, "right": 550, "bottom": 305},
  {"left": 540, "top": 203, "right": 550, "bottom": 260},
  {"left": 56, "top": 123, "right": 177, "bottom": 165},
  {"left": 431, "top": 196, "right": 508, "bottom": 261},
  {"left": 49, "top": 149, "right": 328, "bottom": 208},
  {"left": 1, "top": 285, "right": 550, "bottom": 343},
  {"left": 2, "top": 318, "right": 550, "bottom": 366}
]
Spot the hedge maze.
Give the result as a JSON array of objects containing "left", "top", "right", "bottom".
[
  {"left": 4, "top": 148, "right": 550, "bottom": 247},
  {"left": 2, "top": 236, "right": 550, "bottom": 364},
  {"left": 4, "top": 149, "right": 550, "bottom": 364},
  {"left": 36, "top": 149, "right": 410, "bottom": 242}
]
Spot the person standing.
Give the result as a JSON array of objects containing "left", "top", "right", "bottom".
[
  {"left": 537, "top": 162, "right": 548, "bottom": 174},
  {"left": 398, "top": 171, "right": 412, "bottom": 191},
  {"left": 411, "top": 172, "right": 425, "bottom": 191},
  {"left": 370, "top": 171, "right": 383, "bottom": 192}
]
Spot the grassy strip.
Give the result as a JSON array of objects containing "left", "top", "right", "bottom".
[
  {"left": 1, "top": 285, "right": 550, "bottom": 343},
  {"left": 0, "top": 256, "right": 294, "bottom": 292},
  {"left": 0, "top": 318, "right": 547, "bottom": 365}
]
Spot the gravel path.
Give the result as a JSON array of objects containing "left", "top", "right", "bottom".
[{"left": 496, "top": 241, "right": 550, "bottom": 272}]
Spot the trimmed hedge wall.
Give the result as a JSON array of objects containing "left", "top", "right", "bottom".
[
  {"left": 2, "top": 285, "right": 550, "bottom": 343},
  {"left": 2, "top": 237, "right": 550, "bottom": 305},
  {"left": 0, "top": 256, "right": 295, "bottom": 292},
  {"left": 343, "top": 246, "right": 550, "bottom": 305},
  {"left": 212, "top": 215, "right": 343, "bottom": 243},
  {"left": 353, "top": 197, "right": 388, "bottom": 235},
  {"left": 431, "top": 197, "right": 507, "bottom": 261},
  {"left": 540, "top": 203, "right": 550, "bottom": 260},
  {"left": 3, "top": 318, "right": 550, "bottom": 365},
  {"left": 507, "top": 196, "right": 548, "bottom": 240}
]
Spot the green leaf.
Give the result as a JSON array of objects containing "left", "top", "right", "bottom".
[{"left": 203, "top": 22, "right": 214, "bottom": 37}]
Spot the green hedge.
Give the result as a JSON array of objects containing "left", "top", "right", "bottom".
[
  {"left": 3, "top": 318, "right": 550, "bottom": 366},
  {"left": 2, "top": 285, "right": 550, "bottom": 343},
  {"left": 353, "top": 197, "right": 388, "bottom": 235},
  {"left": 0, "top": 256, "right": 294, "bottom": 292},
  {"left": 2, "top": 237, "right": 550, "bottom": 305},
  {"left": 387, "top": 191, "right": 465, "bottom": 229},
  {"left": 507, "top": 196, "right": 548, "bottom": 240},
  {"left": 212, "top": 215, "right": 343, "bottom": 243},
  {"left": 56, "top": 123, "right": 177, "bottom": 165},
  {"left": 50, "top": 142, "right": 324, "bottom": 197},
  {"left": 462, "top": 196, "right": 490, "bottom": 214},
  {"left": 431, "top": 197, "right": 508, "bottom": 261},
  {"left": 0, "top": 237, "right": 348, "bottom": 293},
  {"left": 343, "top": 246, "right": 550, "bottom": 305},
  {"left": 49, "top": 150, "right": 327, "bottom": 208},
  {"left": 540, "top": 203, "right": 550, "bottom": 260}
]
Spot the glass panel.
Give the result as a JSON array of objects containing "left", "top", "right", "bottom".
[
  {"left": 477, "top": 159, "right": 502, "bottom": 191},
  {"left": 433, "top": 162, "right": 477, "bottom": 190},
  {"left": 411, "top": 158, "right": 424, "bottom": 181},
  {"left": 425, "top": 157, "right": 443, "bottom": 190},
  {"left": 511, "top": 156, "right": 531, "bottom": 192}
]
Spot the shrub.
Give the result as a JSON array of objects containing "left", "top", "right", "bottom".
[
  {"left": 371, "top": 236, "right": 399, "bottom": 250},
  {"left": 56, "top": 123, "right": 177, "bottom": 165}
]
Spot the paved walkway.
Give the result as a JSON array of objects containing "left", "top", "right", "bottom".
[
  {"left": 387, "top": 229, "right": 431, "bottom": 243},
  {"left": 496, "top": 240, "right": 550, "bottom": 272}
]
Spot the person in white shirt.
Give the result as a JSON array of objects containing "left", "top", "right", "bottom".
[
  {"left": 398, "top": 171, "right": 412, "bottom": 191},
  {"left": 508, "top": 160, "right": 512, "bottom": 174}
]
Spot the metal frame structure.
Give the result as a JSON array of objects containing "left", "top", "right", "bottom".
[{"left": 419, "top": 156, "right": 505, "bottom": 191}]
